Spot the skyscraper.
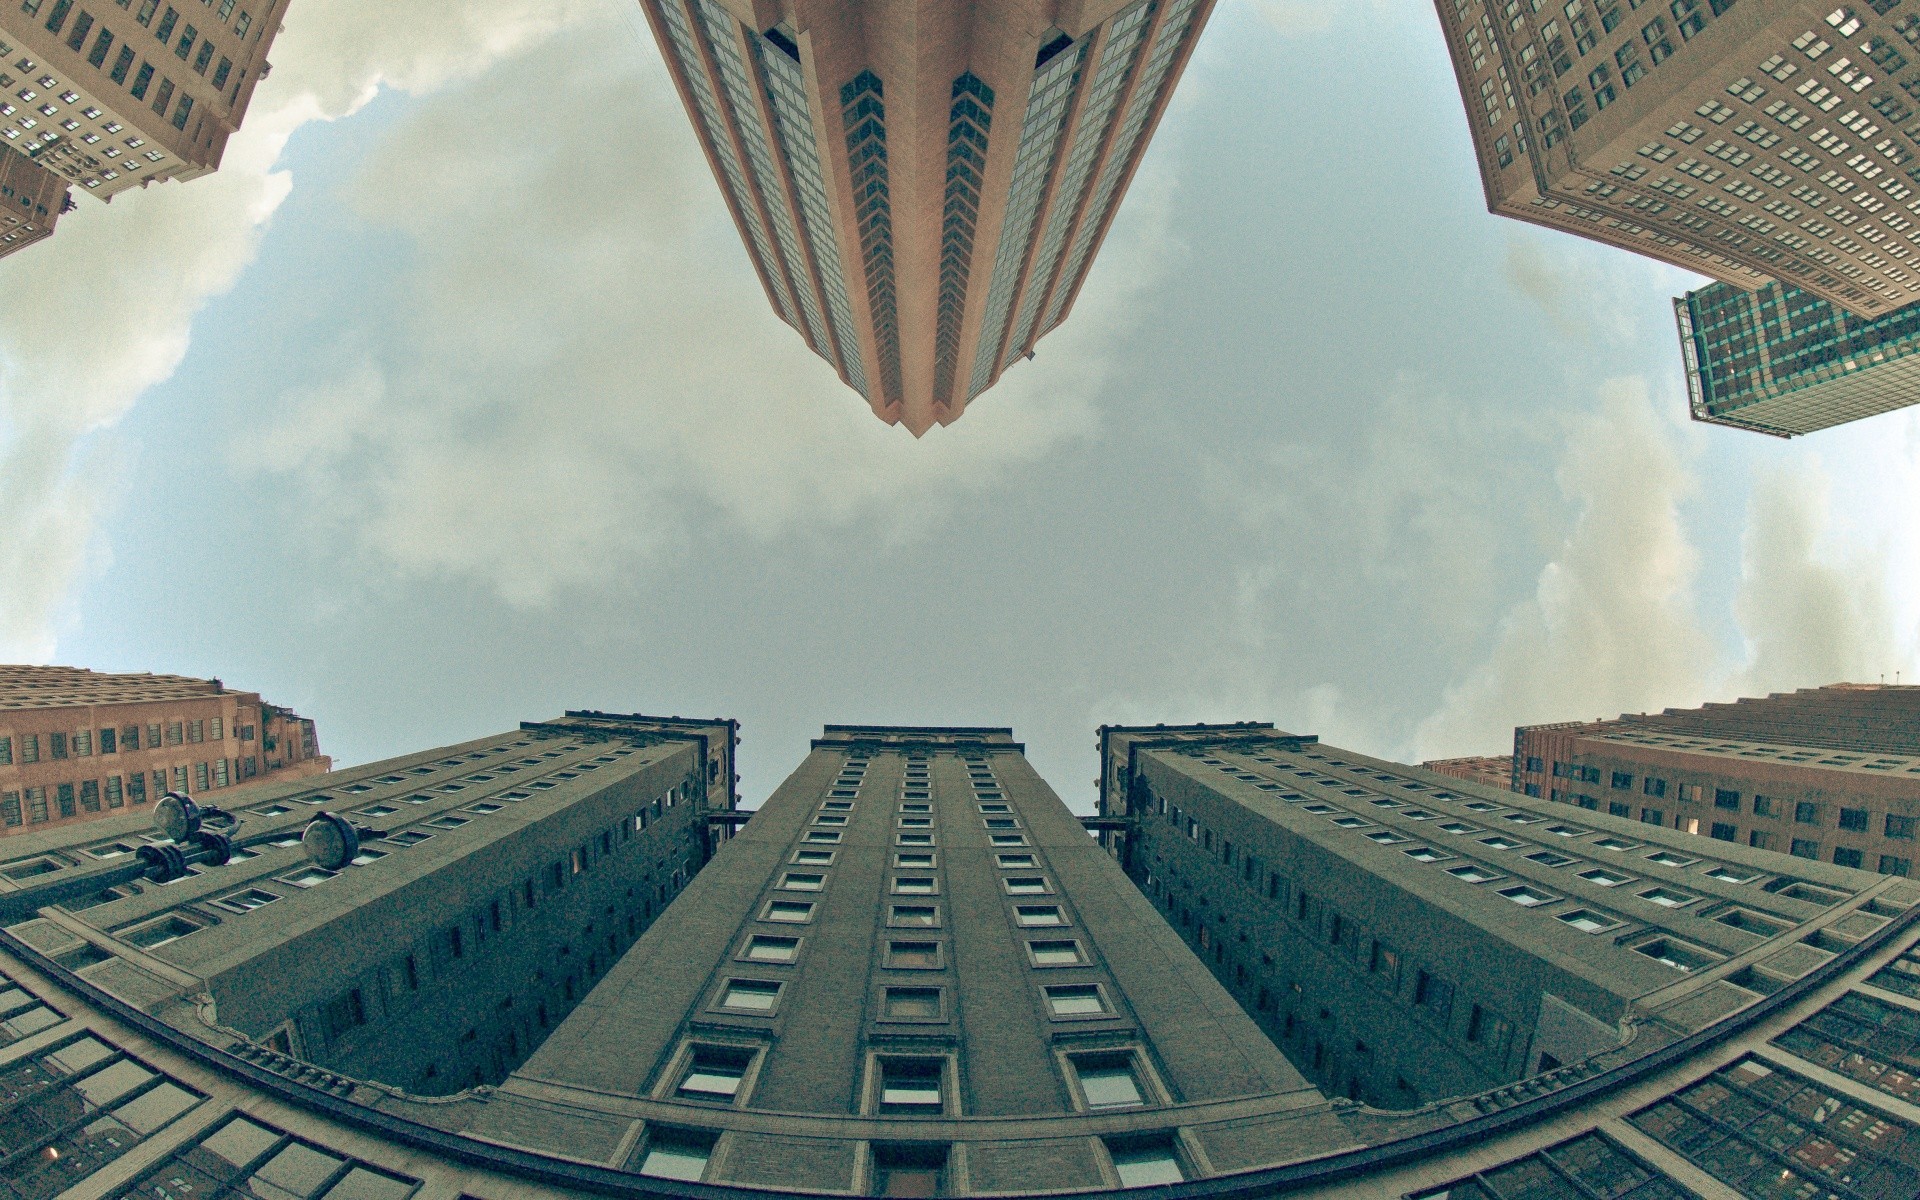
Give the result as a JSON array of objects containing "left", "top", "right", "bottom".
[
  {"left": 1514, "top": 683, "right": 1920, "bottom": 877},
  {"left": 638, "top": 0, "right": 1216, "bottom": 433},
  {"left": 1420, "top": 754, "right": 1517, "bottom": 790},
  {"left": 1676, "top": 277, "right": 1920, "bottom": 435},
  {"left": 4, "top": 713, "right": 1919, "bottom": 1199},
  {"left": 0, "top": 665, "right": 329, "bottom": 839},
  {"left": 0, "top": 0, "right": 287, "bottom": 258},
  {"left": 1435, "top": 0, "right": 1920, "bottom": 319}
]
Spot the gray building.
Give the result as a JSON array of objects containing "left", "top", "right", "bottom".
[
  {"left": 1, "top": 715, "right": 1919, "bottom": 1200},
  {"left": 1677, "top": 281, "right": 1920, "bottom": 436}
]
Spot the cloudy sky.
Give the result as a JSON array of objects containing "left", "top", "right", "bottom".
[{"left": 4, "top": 0, "right": 1918, "bottom": 811}]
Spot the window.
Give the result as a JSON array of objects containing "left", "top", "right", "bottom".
[
  {"left": 213, "top": 888, "right": 277, "bottom": 913},
  {"left": 1880, "top": 855, "right": 1911, "bottom": 876},
  {"left": 1611, "top": 771, "right": 1634, "bottom": 790},
  {"left": 1835, "top": 847, "right": 1865, "bottom": 868},
  {"left": 1044, "top": 984, "right": 1108, "bottom": 1016},
  {"left": 886, "top": 941, "right": 941, "bottom": 968},
  {"left": 872, "top": 1144, "right": 948, "bottom": 1197},
  {"left": 1792, "top": 838, "right": 1822, "bottom": 859},
  {"left": 278, "top": 867, "right": 336, "bottom": 889},
  {"left": 762, "top": 900, "right": 814, "bottom": 923},
  {"left": 1888, "top": 815, "right": 1915, "bottom": 840},
  {"left": 1638, "top": 887, "right": 1695, "bottom": 907},
  {"left": 1414, "top": 969, "right": 1455, "bottom": 1018},
  {"left": 744, "top": 935, "right": 799, "bottom": 963},
  {"left": 780, "top": 872, "right": 825, "bottom": 891},
  {"left": 1795, "top": 801, "right": 1822, "bottom": 824},
  {"left": 1840, "top": 807, "right": 1869, "bottom": 832},
  {"left": 1014, "top": 905, "right": 1066, "bottom": 927},
  {"left": 1002, "top": 875, "right": 1051, "bottom": 894},
  {"left": 892, "top": 876, "right": 937, "bottom": 895},
  {"left": 1558, "top": 908, "right": 1620, "bottom": 933},
  {"left": 676, "top": 1045, "right": 753, "bottom": 1101},
  {"left": 719, "top": 980, "right": 781, "bottom": 1012},
  {"left": 1633, "top": 937, "right": 1720, "bottom": 971},
  {"left": 1499, "top": 887, "right": 1552, "bottom": 909},
  {"left": 1714, "top": 789, "right": 1741, "bottom": 810},
  {"left": 882, "top": 986, "right": 943, "bottom": 1019},
  {"left": 119, "top": 914, "right": 203, "bottom": 948},
  {"left": 637, "top": 1127, "right": 716, "bottom": 1182},
  {"left": 876, "top": 1058, "right": 944, "bottom": 1113},
  {"left": 1072, "top": 1052, "right": 1145, "bottom": 1109},
  {"left": 1027, "top": 939, "right": 1084, "bottom": 966},
  {"left": 889, "top": 905, "right": 939, "bottom": 927},
  {"left": 793, "top": 849, "right": 834, "bottom": 865},
  {"left": 1106, "top": 1136, "right": 1185, "bottom": 1186},
  {"left": 1445, "top": 864, "right": 1501, "bottom": 884}
]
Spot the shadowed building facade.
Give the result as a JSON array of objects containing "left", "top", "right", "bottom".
[
  {"left": 637, "top": 0, "right": 1216, "bottom": 433},
  {"left": 0, "top": 144, "right": 65, "bottom": 254},
  {"left": 0, "top": 0, "right": 287, "bottom": 258},
  {"left": 1435, "top": 0, "right": 1920, "bottom": 320},
  {"left": 1677, "top": 277, "right": 1920, "bottom": 435},
  {"left": 2, "top": 715, "right": 1920, "bottom": 1199},
  {"left": 1515, "top": 683, "right": 1920, "bottom": 880},
  {"left": 1422, "top": 755, "right": 1518, "bottom": 791},
  {"left": 0, "top": 666, "right": 329, "bottom": 840}
]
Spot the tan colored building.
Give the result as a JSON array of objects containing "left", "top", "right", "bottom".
[
  {"left": 0, "top": 0, "right": 288, "bottom": 258},
  {"left": 1422, "top": 753, "right": 1517, "bottom": 791},
  {"left": 639, "top": 0, "right": 1215, "bottom": 433},
  {"left": 0, "top": 141, "right": 65, "bottom": 254},
  {"left": 0, "top": 664, "right": 327, "bottom": 837},
  {"left": 1436, "top": 0, "right": 1920, "bottom": 318},
  {"left": 1516, "top": 683, "right": 1920, "bottom": 878}
]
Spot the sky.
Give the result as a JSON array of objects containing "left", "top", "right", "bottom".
[{"left": 3, "top": 0, "right": 1919, "bottom": 812}]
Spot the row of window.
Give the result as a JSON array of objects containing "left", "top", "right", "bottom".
[
  {"left": 0, "top": 758, "right": 263, "bottom": 828},
  {"left": 0, "top": 717, "right": 237, "bottom": 763}
]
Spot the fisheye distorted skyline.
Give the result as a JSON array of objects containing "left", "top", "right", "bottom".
[{"left": 2, "top": 0, "right": 1917, "bottom": 810}]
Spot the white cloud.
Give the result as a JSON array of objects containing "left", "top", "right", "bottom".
[
  {"left": 1732, "top": 462, "right": 1913, "bottom": 692},
  {"left": 0, "top": 0, "right": 610, "bottom": 659},
  {"left": 236, "top": 15, "right": 1168, "bottom": 606},
  {"left": 1410, "top": 380, "right": 1716, "bottom": 758}
]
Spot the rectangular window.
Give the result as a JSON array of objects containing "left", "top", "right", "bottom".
[
  {"left": 50, "top": 733, "right": 67, "bottom": 760},
  {"left": 1791, "top": 838, "right": 1821, "bottom": 859},
  {"left": 99, "top": 727, "right": 116, "bottom": 754},
  {"left": 210, "top": 55, "right": 230, "bottom": 89},
  {"left": 1714, "top": 789, "right": 1741, "bottom": 810},
  {"left": 1044, "top": 984, "right": 1109, "bottom": 1016},
  {"left": 153, "top": 5, "right": 176, "bottom": 40},
  {"left": 882, "top": 987, "right": 943, "bottom": 1019},
  {"left": 1880, "top": 855, "right": 1911, "bottom": 876},
  {"left": 719, "top": 980, "right": 781, "bottom": 1011},
  {"left": 676, "top": 1045, "right": 751, "bottom": 1101},
  {"left": 0, "top": 737, "right": 10, "bottom": 766},
  {"left": 150, "top": 77, "right": 173, "bottom": 116},
  {"left": 56, "top": 784, "right": 76, "bottom": 818},
  {"left": 876, "top": 1058, "right": 943, "bottom": 1113},
  {"left": 1642, "top": 777, "right": 1666, "bottom": 797},
  {"left": 44, "top": 0, "right": 73, "bottom": 32},
  {"left": 1072, "top": 1052, "right": 1145, "bottom": 1109},
  {"left": 65, "top": 10, "right": 93, "bottom": 51},
  {"left": 1835, "top": 847, "right": 1865, "bottom": 869},
  {"left": 174, "top": 22, "right": 195, "bottom": 58},
  {"left": 1840, "top": 807, "right": 1869, "bottom": 832},
  {"left": 637, "top": 1128, "right": 716, "bottom": 1182},
  {"left": 1106, "top": 1137, "right": 1185, "bottom": 1187},
  {"left": 1796, "top": 802, "right": 1822, "bottom": 824}
]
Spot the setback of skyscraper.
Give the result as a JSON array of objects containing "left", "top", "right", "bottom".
[
  {"left": 637, "top": 1, "right": 1216, "bottom": 433},
  {"left": 0, "top": 713, "right": 1917, "bottom": 1199},
  {"left": 1676, "top": 279, "right": 1920, "bottom": 435}
]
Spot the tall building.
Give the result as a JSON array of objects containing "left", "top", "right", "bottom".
[
  {"left": 1676, "top": 277, "right": 1920, "bottom": 435},
  {"left": 1421, "top": 754, "right": 1517, "bottom": 791},
  {"left": 638, "top": 0, "right": 1216, "bottom": 433},
  {"left": 0, "top": 665, "right": 329, "bottom": 839},
  {"left": 0, "top": 0, "right": 288, "bottom": 258},
  {"left": 3, "top": 713, "right": 1919, "bottom": 1199},
  {"left": 0, "top": 143, "right": 65, "bottom": 254},
  {"left": 1515, "top": 683, "right": 1920, "bottom": 878},
  {"left": 1435, "top": 0, "right": 1920, "bottom": 319}
]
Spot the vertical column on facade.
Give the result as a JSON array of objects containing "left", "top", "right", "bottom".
[
  {"left": 964, "top": 41, "right": 1091, "bottom": 401},
  {"left": 932, "top": 73, "right": 995, "bottom": 410},
  {"left": 751, "top": 28, "right": 865, "bottom": 394},
  {"left": 642, "top": 0, "right": 802, "bottom": 331},
  {"left": 690, "top": 0, "right": 839, "bottom": 368},
  {"left": 1039, "top": 0, "right": 1213, "bottom": 339},
  {"left": 1002, "top": 1, "right": 1157, "bottom": 372},
  {"left": 838, "top": 71, "right": 901, "bottom": 407}
]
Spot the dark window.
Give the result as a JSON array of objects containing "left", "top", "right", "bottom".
[
  {"left": 1888, "top": 815, "right": 1915, "bottom": 840},
  {"left": 1526, "top": 756, "right": 1544, "bottom": 773},
  {"left": 1609, "top": 800, "right": 1630, "bottom": 818},
  {"left": 1714, "top": 789, "right": 1740, "bottom": 810},
  {"left": 1610, "top": 770, "right": 1633, "bottom": 790},
  {"left": 1750, "top": 830, "right": 1774, "bottom": 851},
  {"left": 65, "top": 10, "right": 92, "bottom": 51},
  {"left": 1795, "top": 802, "right": 1822, "bottom": 825},
  {"left": 1711, "top": 822, "right": 1737, "bottom": 841},
  {"left": 1643, "top": 777, "right": 1667, "bottom": 797},
  {"left": 1754, "top": 795, "right": 1775, "bottom": 817},
  {"left": 153, "top": 5, "right": 176, "bottom": 41},
  {"left": 1834, "top": 847, "right": 1864, "bottom": 869},
  {"left": 1840, "top": 808, "right": 1869, "bottom": 832},
  {"left": 1791, "top": 838, "right": 1821, "bottom": 859},
  {"left": 1880, "top": 855, "right": 1911, "bottom": 876}
]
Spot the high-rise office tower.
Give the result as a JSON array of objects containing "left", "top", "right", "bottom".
[
  {"left": 1436, "top": 0, "right": 1920, "bottom": 319},
  {"left": 1676, "top": 277, "right": 1920, "bottom": 435},
  {"left": 0, "top": 0, "right": 287, "bottom": 259},
  {"left": 2, "top": 714, "right": 1919, "bottom": 1199},
  {"left": 1515, "top": 683, "right": 1920, "bottom": 877},
  {"left": 0, "top": 665, "right": 328, "bottom": 839},
  {"left": 638, "top": 0, "right": 1216, "bottom": 433}
]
